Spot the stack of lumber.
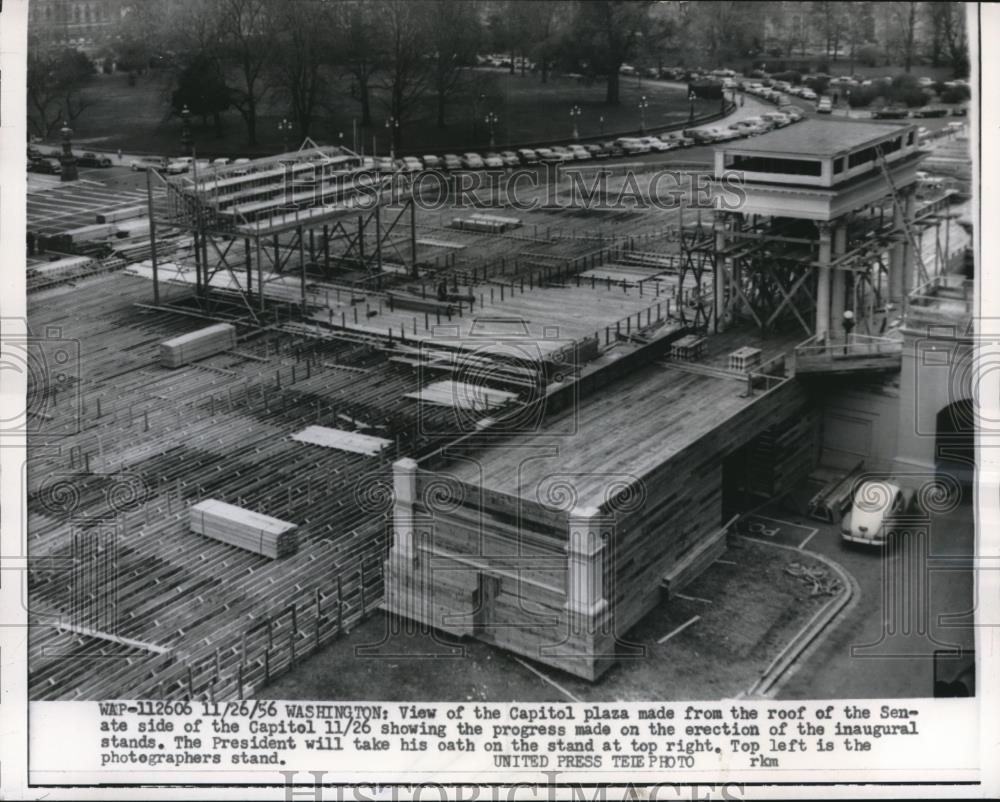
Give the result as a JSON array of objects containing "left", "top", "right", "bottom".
[
  {"left": 160, "top": 323, "right": 236, "bottom": 368},
  {"left": 291, "top": 425, "right": 391, "bottom": 456},
  {"left": 449, "top": 214, "right": 522, "bottom": 234},
  {"left": 96, "top": 205, "right": 147, "bottom": 224},
  {"left": 189, "top": 499, "right": 298, "bottom": 559}
]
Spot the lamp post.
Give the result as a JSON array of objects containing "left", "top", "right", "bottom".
[
  {"left": 570, "top": 105, "right": 582, "bottom": 141},
  {"left": 278, "top": 118, "right": 293, "bottom": 154},
  {"left": 638, "top": 95, "right": 648, "bottom": 135},
  {"left": 484, "top": 112, "right": 498, "bottom": 149},
  {"left": 688, "top": 90, "right": 696, "bottom": 122},
  {"left": 385, "top": 115, "right": 399, "bottom": 161},
  {"left": 842, "top": 309, "right": 855, "bottom": 354},
  {"left": 599, "top": 115, "right": 605, "bottom": 136},
  {"left": 180, "top": 105, "right": 193, "bottom": 157},
  {"left": 59, "top": 121, "right": 78, "bottom": 182}
]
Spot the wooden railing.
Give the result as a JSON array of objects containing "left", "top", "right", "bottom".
[{"left": 794, "top": 333, "right": 902, "bottom": 374}]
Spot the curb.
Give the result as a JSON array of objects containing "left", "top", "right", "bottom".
[{"left": 738, "top": 534, "right": 855, "bottom": 698}]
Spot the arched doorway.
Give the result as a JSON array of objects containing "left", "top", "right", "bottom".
[{"left": 936, "top": 398, "right": 975, "bottom": 489}]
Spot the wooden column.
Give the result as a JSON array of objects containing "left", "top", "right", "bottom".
[
  {"left": 390, "top": 458, "right": 419, "bottom": 563},
  {"left": 565, "top": 507, "right": 609, "bottom": 618},
  {"left": 889, "top": 195, "right": 905, "bottom": 305},
  {"left": 713, "top": 211, "right": 727, "bottom": 329},
  {"left": 815, "top": 222, "right": 832, "bottom": 340},
  {"left": 901, "top": 187, "right": 917, "bottom": 298},
  {"left": 831, "top": 222, "right": 848, "bottom": 338}
]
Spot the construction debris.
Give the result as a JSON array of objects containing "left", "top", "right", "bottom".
[{"left": 784, "top": 561, "right": 843, "bottom": 597}]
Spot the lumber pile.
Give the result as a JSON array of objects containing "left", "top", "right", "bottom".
[
  {"left": 96, "top": 205, "right": 147, "bottom": 224},
  {"left": 291, "top": 425, "right": 391, "bottom": 456},
  {"left": 189, "top": 499, "right": 298, "bottom": 559},
  {"left": 449, "top": 213, "right": 522, "bottom": 234},
  {"left": 160, "top": 323, "right": 237, "bottom": 368}
]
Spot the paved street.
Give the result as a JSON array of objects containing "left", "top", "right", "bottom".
[{"left": 740, "top": 496, "right": 975, "bottom": 699}]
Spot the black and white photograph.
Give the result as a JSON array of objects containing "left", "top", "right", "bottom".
[{"left": 0, "top": 0, "right": 995, "bottom": 798}]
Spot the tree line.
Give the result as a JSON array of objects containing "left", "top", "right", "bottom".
[{"left": 27, "top": 1, "right": 969, "bottom": 144}]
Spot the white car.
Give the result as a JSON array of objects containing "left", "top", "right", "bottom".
[
  {"left": 613, "top": 137, "right": 650, "bottom": 155},
  {"left": 517, "top": 148, "right": 539, "bottom": 164},
  {"left": 212, "top": 157, "right": 231, "bottom": 167},
  {"left": 231, "top": 157, "right": 251, "bottom": 175},
  {"left": 401, "top": 156, "right": 424, "bottom": 173},
  {"left": 422, "top": 154, "right": 441, "bottom": 169},
  {"left": 817, "top": 97, "right": 833, "bottom": 114},
  {"left": 841, "top": 481, "right": 915, "bottom": 546},
  {"left": 551, "top": 146, "right": 576, "bottom": 161},
  {"left": 482, "top": 152, "right": 504, "bottom": 168},
  {"left": 729, "top": 120, "right": 768, "bottom": 136},
  {"left": 375, "top": 156, "right": 395, "bottom": 172},
  {"left": 499, "top": 150, "right": 520, "bottom": 167},
  {"left": 461, "top": 152, "right": 484, "bottom": 169},
  {"left": 760, "top": 111, "right": 792, "bottom": 127},
  {"left": 702, "top": 127, "right": 736, "bottom": 142},
  {"left": 535, "top": 147, "right": 561, "bottom": 163},
  {"left": 166, "top": 158, "right": 191, "bottom": 174},
  {"left": 568, "top": 144, "right": 592, "bottom": 160},
  {"left": 640, "top": 136, "right": 673, "bottom": 152},
  {"left": 800, "top": 88, "right": 818, "bottom": 101}
]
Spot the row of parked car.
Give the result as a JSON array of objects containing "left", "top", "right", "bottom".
[{"left": 27, "top": 145, "right": 114, "bottom": 175}]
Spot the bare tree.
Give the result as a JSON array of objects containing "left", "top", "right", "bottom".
[
  {"left": 335, "top": 0, "right": 383, "bottom": 129},
  {"left": 375, "top": 0, "right": 433, "bottom": 149},
  {"left": 217, "top": 0, "right": 276, "bottom": 146},
  {"left": 886, "top": 1, "right": 920, "bottom": 73},
  {"left": 573, "top": 0, "right": 653, "bottom": 106},
  {"left": 272, "top": 0, "right": 331, "bottom": 139},
  {"left": 27, "top": 49, "right": 95, "bottom": 138},
  {"left": 427, "top": 0, "right": 483, "bottom": 128}
]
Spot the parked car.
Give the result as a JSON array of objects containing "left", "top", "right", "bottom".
[
  {"left": 27, "top": 145, "right": 43, "bottom": 160},
  {"left": 730, "top": 120, "right": 768, "bottom": 136},
  {"left": 912, "top": 106, "right": 948, "bottom": 118},
  {"left": 422, "top": 154, "right": 442, "bottom": 169},
  {"left": 872, "top": 106, "right": 909, "bottom": 119},
  {"left": 568, "top": 144, "right": 592, "bottom": 160},
  {"left": 782, "top": 107, "right": 804, "bottom": 122},
  {"left": 660, "top": 131, "right": 695, "bottom": 148},
  {"left": 816, "top": 97, "right": 833, "bottom": 114},
  {"left": 212, "top": 157, "right": 231, "bottom": 167},
  {"left": 231, "top": 157, "right": 252, "bottom": 175},
  {"left": 402, "top": 156, "right": 424, "bottom": 173},
  {"left": 130, "top": 156, "right": 167, "bottom": 171},
  {"left": 640, "top": 136, "right": 673, "bottom": 152},
  {"left": 374, "top": 156, "right": 395, "bottom": 172},
  {"left": 683, "top": 128, "right": 717, "bottom": 145},
  {"left": 442, "top": 153, "right": 462, "bottom": 170},
  {"left": 602, "top": 141, "right": 626, "bottom": 158},
  {"left": 499, "top": 150, "right": 520, "bottom": 167},
  {"left": 760, "top": 111, "right": 792, "bottom": 127},
  {"left": 613, "top": 137, "right": 649, "bottom": 155},
  {"left": 583, "top": 143, "right": 610, "bottom": 159},
  {"left": 551, "top": 145, "right": 576, "bottom": 161},
  {"left": 77, "top": 151, "right": 113, "bottom": 168},
  {"left": 461, "top": 152, "right": 485, "bottom": 169},
  {"left": 29, "top": 158, "right": 62, "bottom": 175},
  {"left": 800, "top": 88, "right": 818, "bottom": 101},
  {"left": 841, "top": 481, "right": 915, "bottom": 547},
  {"left": 482, "top": 152, "right": 504, "bottom": 168},
  {"left": 534, "top": 147, "right": 561, "bottom": 163},
  {"left": 166, "top": 159, "right": 191, "bottom": 174},
  {"left": 516, "top": 148, "right": 539, "bottom": 164}
]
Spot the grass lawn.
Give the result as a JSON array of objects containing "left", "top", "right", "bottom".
[
  {"left": 260, "top": 538, "right": 843, "bottom": 702},
  {"left": 66, "top": 69, "right": 721, "bottom": 158}
]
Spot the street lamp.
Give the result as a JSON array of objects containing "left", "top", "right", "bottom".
[
  {"left": 180, "top": 104, "right": 193, "bottom": 157},
  {"left": 688, "top": 91, "right": 696, "bottom": 122},
  {"left": 484, "top": 112, "right": 498, "bottom": 149},
  {"left": 59, "top": 121, "right": 78, "bottom": 182},
  {"left": 570, "top": 105, "right": 582, "bottom": 141},
  {"left": 385, "top": 116, "right": 399, "bottom": 161},
  {"left": 638, "top": 96, "right": 648, "bottom": 135},
  {"left": 277, "top": 117, "right": 293, "bottom": 154},
  {"left": 842, "top": 309, "right": 855, "bottom": 354},
  {"left": 599, "top": 115, "right": 605, "bottom": 136}
]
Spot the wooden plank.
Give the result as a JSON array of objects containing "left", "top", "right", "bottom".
[{"left": 291, "top": 425, "right": 391, "bottom": 456}]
